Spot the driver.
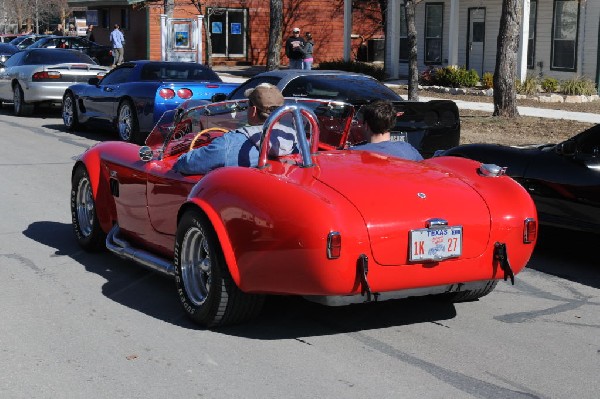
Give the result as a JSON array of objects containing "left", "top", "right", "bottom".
[{"left": 174, "top": 83, "right": 297, "bottom": 175}]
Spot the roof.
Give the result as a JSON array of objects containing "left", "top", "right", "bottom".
[{"left": 67, "top": 0, "right": 146, "bottom": 6}]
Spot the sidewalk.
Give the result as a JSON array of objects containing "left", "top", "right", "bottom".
[{"left": 213, "top": 66, "right": 600, "bottom": 124}]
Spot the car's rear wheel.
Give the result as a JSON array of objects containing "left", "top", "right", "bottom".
[
  {"left": 13, "top": 83, "right": 33, "bottom": 116},
  {"left": 117, "top": 99, "right": 142, "bottom": 144},
  {"left": 62, "top": 93, "right": 79, "bottom": 131},
  {"left": 175, "top": 210, "right": 265, "bottom": 327},
  {"left": 446, "top": 280, "right": 498, "bottom": 302},
  {"left": 71, "top": 166, "right": 106, "bottom": 251}
]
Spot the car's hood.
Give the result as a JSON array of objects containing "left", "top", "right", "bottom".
[{"left": 313, "top": 151, "right": 491, "bottom": 265}]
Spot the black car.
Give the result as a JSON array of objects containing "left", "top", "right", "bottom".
[
  {"left": 0, "top": 43, "right": 19, "bottom": 63},
  {"left": 224, "top": 70, "right": 460, "bottom": 157},
  {"left": 27, "top": 36, "right": 113, "bottom": 66},
  {"left": 441, "top": 125, "right": 600, "bottom": 233},
  {"left": 9, "top": 34, "right": 50, "bottom": 49}
]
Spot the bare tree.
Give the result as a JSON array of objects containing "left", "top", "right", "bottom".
[
  {"left": 266, "top": 0, "right": 283, "bottom": 70},
  {"left": 493, "top": 0, "right": 521, "bottom": 117},
  {"left": 405, "top": 0, "right": 423, "bottom": 101}
]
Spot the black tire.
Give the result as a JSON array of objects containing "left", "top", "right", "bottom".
[
  {"left": 447, "top": 280, "right": 498, "bottom": 302},
  {"left": 71, "top": 166, "right": 106, "bottom": 251},
  {"left": 174, "top": 210, "right": 265, "bottom": 327},
  {"left": 13, "top": 83, "right": 34, "bottom": 116},
  {"left": 62, "top": 92, "right": 80, "bottom": 131},
  {"left": 117, "top": 99, "right": 143, "bottom": 144}
]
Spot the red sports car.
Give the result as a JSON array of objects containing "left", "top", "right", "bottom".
[{"left": 71, "top": 98, "right": 538, "bottom": 327}]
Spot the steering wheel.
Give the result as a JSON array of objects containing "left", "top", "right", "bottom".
[{"left": 189, "top": 127, "right": 229, "bottom": 151}]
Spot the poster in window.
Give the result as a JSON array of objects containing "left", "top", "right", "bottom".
[
  {"left": 174, "top": 23, "right": 190, "bottom": 48},
  {"left": 231, "top": 23, "right": 241, "bottom": 35},
  {"left": 212, "top": 22, "right": 223, "bottom": 34}
]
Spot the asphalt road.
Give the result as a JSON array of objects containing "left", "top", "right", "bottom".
[{"left": 0, "top": 106, "right": 598, "bottom": 399}]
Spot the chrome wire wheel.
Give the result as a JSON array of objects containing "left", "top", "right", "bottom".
[
  {"left": 75, "top": 176, "right": 95, "bottom": 238},
  {"left": 180, "top": 226, "right": 212, "bottom": 306},
  {"left": 118, "top": 102, "right": 133, "bottom": 141},
  {"left": 62, "top": 95, "right": 74, "bottom": 128}
]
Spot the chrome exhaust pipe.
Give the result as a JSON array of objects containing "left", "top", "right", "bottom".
[{"left": 106, "top": 225, "right": 175, "bottom": 277}]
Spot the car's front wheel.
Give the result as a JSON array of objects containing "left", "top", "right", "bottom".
[
  {"left": 117, "top": 99, "right": 142, "bottom": 144},
  {"left": 13, "top": 83, "right": 34, "bottom": 116},
  {"left": 175, "top": 210, "right": 265, "bottom": 327},
  {"left": 62, "top": 93, "right": 80, "bottom": 131},
  {"left": 71, "top": 166, "right": 106, "bottom": 251}
]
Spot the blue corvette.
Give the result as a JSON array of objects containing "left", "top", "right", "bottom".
[{"left": 62, "top": 60, "right": 238, "bottom": 144}]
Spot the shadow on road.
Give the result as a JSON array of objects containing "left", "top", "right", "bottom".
[
  {"left": 23, "top": 220, "right": 459, "bottom": 337},
  {"left": 528, "top": 226, "right": 599, "bottom": 289}
]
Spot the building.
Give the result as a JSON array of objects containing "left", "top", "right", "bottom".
[{"left": 381, "top": 0, "right": 600, "bottom": 86}]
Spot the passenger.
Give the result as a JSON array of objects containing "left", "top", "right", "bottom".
[
  {"left": 351, "top": 100, "right": 423, "bottom": 161},
  {"left": 174, "top": 83, "right": 297, "bottom": 175}
]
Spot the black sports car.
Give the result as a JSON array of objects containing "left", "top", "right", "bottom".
[
  {"left": 28, "top": 36, "right": 113, "bottom": 66},
  {"left": 222, "top": 70, "right": 460, "bottom": 157},
  {"left": 441, "top": 124, "right": 600, "bottom": 233}
]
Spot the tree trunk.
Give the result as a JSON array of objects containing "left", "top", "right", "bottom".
[
  {"left": 266, "top": 0, "right": 283, "bottom": 71},
  {"left": 405, "top": 1, "right": 419, "bottom": 101},
  {"left": 493, "top": 0, "right": 521, "bottom": 117}
]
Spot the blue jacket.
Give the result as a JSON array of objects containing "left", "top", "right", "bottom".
[
  {"left": 351, "top": 141, "right": 423, "bottom": 161},
  {"left": 174, "top": 125, "right": 297, "bottom": 175}
]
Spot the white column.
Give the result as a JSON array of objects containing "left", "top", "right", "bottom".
[
  {"left": 448, "top": 0, "right": 459, "bottom": 66},
  {"left": 160, "top": 14, "right": 167, "bottom": 61},
  {"left": 343, "top": 0, "right": 352, "bottom": 61},
  {"left": 518, "top": 0, "right": 530, "bottom": 81},
  {"left": 197, "top": 15, "right": 204, "bottom": 64},
  {"left": 387, "top": 0, "right": 401, "bottom": 79}
]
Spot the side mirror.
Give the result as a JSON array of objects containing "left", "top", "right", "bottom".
[
  {"left": 88, "top": 77, "right": 100, "bottom": 86},
  {"left": 211, "top": 93, "right": 227, "bottom": 102},
  {"left": 555, "top": 140, "right": 576, "bottom": 156},
  {"left": 139, "top": 146, "right": 153, "bottom": 161}
]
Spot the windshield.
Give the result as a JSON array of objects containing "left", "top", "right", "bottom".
[{"left": 146, "top": 98, "right": 356, "bottom": 158}]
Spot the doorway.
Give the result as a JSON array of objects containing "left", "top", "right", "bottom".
[
  {"left": 209, "top": 8, "right": 246, "bottom": 58},
  {"left": 467, "top": 8, "right": 486, "bottom": 76}
]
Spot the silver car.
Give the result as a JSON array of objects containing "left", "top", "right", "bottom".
[{"left": 0, "top": 48, "right": 109, "bottom": 116}]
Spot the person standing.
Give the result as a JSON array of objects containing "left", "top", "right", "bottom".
[
  {"left": 52, "top": 24, "right": 64, "bottom": 36},
  {"left": 302, "top": 32, "right": 315, "bottom": 70},
  {"left": 109, "top": 24, "right": 125, "bottom": 66},
  {"left": 285, "top": 27, "right": 305, "bottom": 70},
  {"left": 86, "top": 25, "right": 96, "bottom": 42}
]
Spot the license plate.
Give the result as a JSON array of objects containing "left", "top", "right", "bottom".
[
  {"left": 390, "top": 132, "right": 407, "bottom": 142},
  {"left": 409, "top": 226, "right": 462, "bottom": 262}
]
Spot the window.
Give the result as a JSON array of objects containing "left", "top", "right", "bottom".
[
  {"left": 527, "top": 0, "right": 537, "bottom": 69},
  {"left": 399, "top": 6, "right": 408, "bottom": 62},
  {"left": 120, "top": 8, "right": 130, "bottom": 30},
  {"left": 551, "top": 0, "right": 579, "bottom": 71},
  {"left": 425, "top": 3, "right": 443, "bottom": 65},
  {"left": 99, "top": 9, "right": 110, "bottom": 29}
]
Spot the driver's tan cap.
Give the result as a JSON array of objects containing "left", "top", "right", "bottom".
[{"left": 244, "top": 83, "right": 284, "bottom": 111}]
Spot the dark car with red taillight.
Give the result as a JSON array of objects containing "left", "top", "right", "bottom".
[
  {"left": 61, "top": 60, "right": 238, "bottom": 144},
  {"left": 27, "top": 36, "right": 114, "bottom": 66}
]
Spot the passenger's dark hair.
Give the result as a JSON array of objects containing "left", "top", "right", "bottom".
[{"left": 362, "top": 100, "right": 396, "bottom": 134}]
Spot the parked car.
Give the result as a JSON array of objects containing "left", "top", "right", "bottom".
[
  {"left": 222, "top": 70, "right": 460, "bottom": 158},
  {"left": 0, "top": 43, "right": 19, "bottom": 63},
  {"left": 9, "top": 34, "right": 50, "bottom": 49},
  {"left": 62, "top": 60, "right": 239, "bottom": 144},
  {"left": 0, "top": 34, "right": 22, "bottom": 43},
  {"left": 441, "top": 125, "right": 600, "bottom": 234},
  {"left": 27, "top": 36, "right": 114, "bottom": 66},
  {"left": 70, "top": 98, "right": 537, "bottom": 327},
  {"left": 0, "top": 48, "right": 109, "bottom": 115}
]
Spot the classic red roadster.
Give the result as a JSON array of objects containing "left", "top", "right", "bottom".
[{"left": 71, "top": 98, "right": 537, "bottom": 327}]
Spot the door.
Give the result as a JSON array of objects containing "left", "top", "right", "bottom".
[
  {"left": 467, "top": 8, "right": 485, "bottom": 76},
  {"left": 209, "top": 8, "right": 246, "bottom": 57},
  {"left": 82, "top": 66, "right": 135, "bottom": 124}
]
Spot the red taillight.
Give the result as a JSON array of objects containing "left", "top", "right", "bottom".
[
  {"left": 32, "top": 71, "right": 61, "bottom": 80},
  {"left": 524, "top": 218, "right": 537, "bottom": 243},
  {"left": 206, "top": 84, "right": 219, "bottom": 88},
  {"left": 159, "top": 88, "right": 175, "bottom": 99},
  {"left": 177, "top": 88, "right": 193, "bottom": 99},
  {"left": 327, "top": 231, "right": 342, "bottom": 259}
]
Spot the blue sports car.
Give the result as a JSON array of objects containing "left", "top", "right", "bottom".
[{"left": 62, "top": 60, "right": 238, "bottom": 144}]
